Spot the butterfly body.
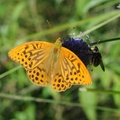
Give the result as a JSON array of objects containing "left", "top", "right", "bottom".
[{"left": 8, "top": 38, "right": 92, "bottom": 92}]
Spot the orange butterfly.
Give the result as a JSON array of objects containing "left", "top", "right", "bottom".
[{"left": 8, "top": 37, "right": 92, "bottom": 92}]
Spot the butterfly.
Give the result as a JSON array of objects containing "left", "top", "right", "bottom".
[{"left": 8, "top": 37, "right": 92, "bottom": 92}]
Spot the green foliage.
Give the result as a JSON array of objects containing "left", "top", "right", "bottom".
[{"left": 0, "top": 0, "right": 120, "bottom": 120}]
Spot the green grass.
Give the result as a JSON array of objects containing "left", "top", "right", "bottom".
[{"left": 0, "top": 0, "right": 120, "bottom": 120}]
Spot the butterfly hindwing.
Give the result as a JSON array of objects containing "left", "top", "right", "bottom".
[
  {"left": 26, "top": 65, "right": 49, "bottom": 86},
  {"left": 51, "top": 73, "right": 72, "bottom": 92}
]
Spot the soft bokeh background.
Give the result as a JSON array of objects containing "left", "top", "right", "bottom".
[{"left": 0, "top": 0, "right": 120, "bottom": 120}]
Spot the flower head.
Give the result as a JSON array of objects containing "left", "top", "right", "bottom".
[{"left": 62, "top": 37, "right": 105, "bottom": 71}]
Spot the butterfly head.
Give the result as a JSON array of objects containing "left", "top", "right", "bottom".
[{"left": 53, "top": 37, "right": 62, "bottom": 53}]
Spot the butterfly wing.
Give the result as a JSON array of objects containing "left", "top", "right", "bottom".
[
  {"left": 51, "top": 73, "right": 72, "bottom": 92},
  {"left": 51, "top": 47, "right": 91, "bottom": 92},
  {"left": 60, "top": 47, "right": 92, "bottom": 85},
  {"left": 8, "top": 41, "right": 53, "bottom": 69},
  {"left": 8, "top": 41, "right": 53, "bottom": 86},
  {"left": 26, "top": 65, "right": 49, "bottom": 86}
]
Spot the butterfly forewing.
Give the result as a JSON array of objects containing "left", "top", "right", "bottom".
[
  {"left": 60, "top": 47, "right": 92, "bottom": 85},
  {"left": 8, "top": 41, "right": 53, "bottom": 69}
]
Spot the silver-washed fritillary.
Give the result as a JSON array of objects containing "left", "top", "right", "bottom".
[{"left": 8, "top": 37, "right": 92, "bottom": 92}]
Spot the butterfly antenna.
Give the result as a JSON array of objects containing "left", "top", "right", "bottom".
[
  {"left": 90, "top": 37, "right": 120, "bottom": 46},
  {"left": 61, "top": 27, "right": 76, "bottom": 41},
  {"left": 46, "top": 20, "right": 60, "bottom": 41},
  {"left": 46, "top": 19, "right": 52, "bottom": 28}
]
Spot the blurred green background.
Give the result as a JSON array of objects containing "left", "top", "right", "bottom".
[{"left": 0, "top": 0, "right": 120, "bottom": 120}]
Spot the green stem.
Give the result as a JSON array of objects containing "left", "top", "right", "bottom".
[
  {"left": 0, "top": 66, "right": 22, "bottom": 79},
  {"left": 0, "top": 93, "right": 120, "bottom": 112},
  {"left": 79, "top": 88, "right": 120, "bottom": 95},
  {"left": 90, "top": 37, "right": 120, "bottom": 46}
]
